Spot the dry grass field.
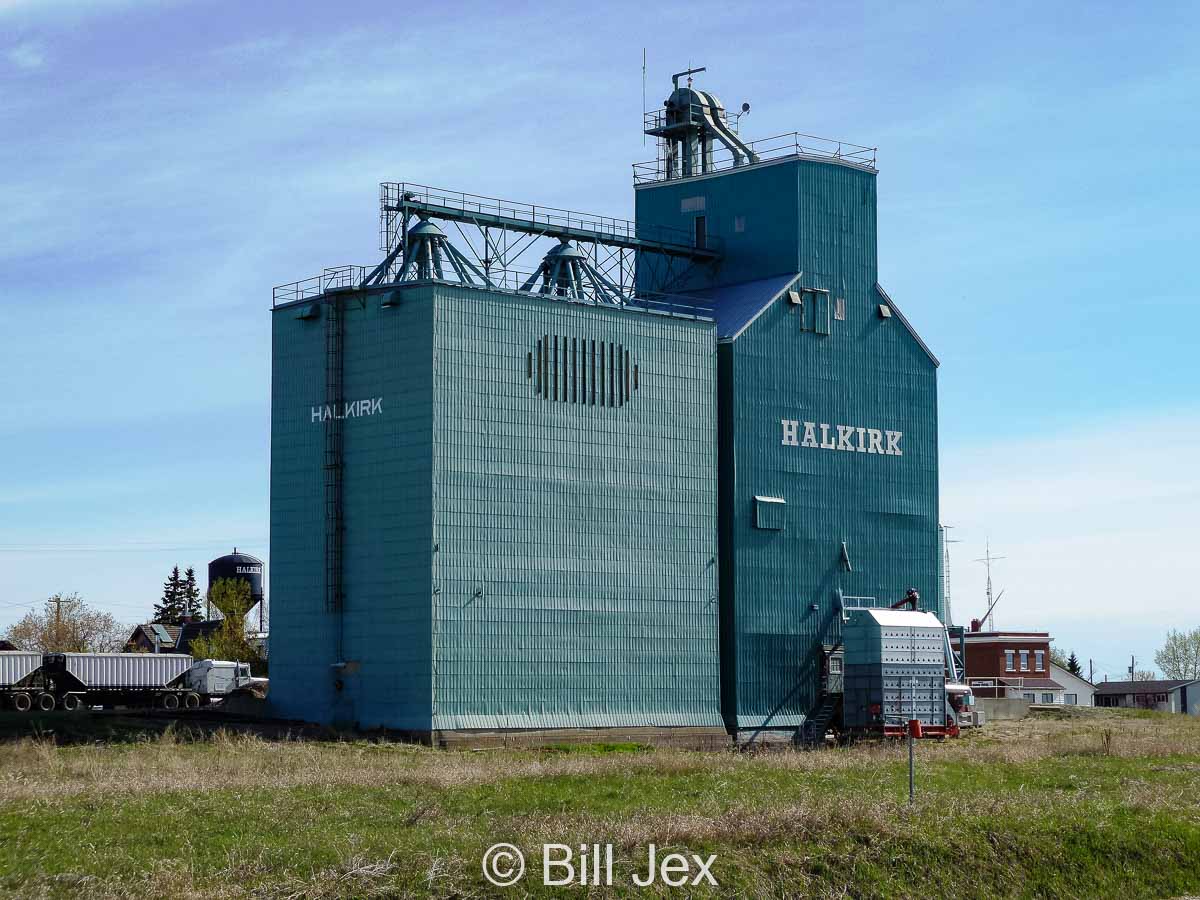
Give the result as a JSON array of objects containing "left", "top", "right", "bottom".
[{"left": 1, "top": 707, "right": 1198, "bottom": 898}]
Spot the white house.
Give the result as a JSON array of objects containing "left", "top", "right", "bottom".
[{"left": 1049, "top": 662, "right": 1095, "bottom": 706}]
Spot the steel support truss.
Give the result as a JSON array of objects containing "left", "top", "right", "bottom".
[{"left": 359, "top": 183, "right": 719, "bottom": 306}]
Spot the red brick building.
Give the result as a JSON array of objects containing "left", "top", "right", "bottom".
[{"left": 962, "top": 630, "right": 1064, "bottom": 703}]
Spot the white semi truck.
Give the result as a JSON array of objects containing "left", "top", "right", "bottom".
[{"left": 0, "top": 651, "right": 253, "bottom": 712}]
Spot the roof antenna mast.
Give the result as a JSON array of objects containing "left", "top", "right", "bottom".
[{"left": 975, "top": 539, "right": 1006, "bottom": 630}]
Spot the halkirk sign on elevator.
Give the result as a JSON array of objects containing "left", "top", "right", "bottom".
[
  {"left": 781, "top": 419, "right": 903, "bottom": 456},
  {"left": 311, "top": 398, "right": 383, "bottom": 423}
]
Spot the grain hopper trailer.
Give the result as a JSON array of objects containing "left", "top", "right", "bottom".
[
  {"left": 0, "top": 652, "right": 254, "bottom": 711},
  {"left": 0, "top": 651, "right": 53, "bottom": 712}
]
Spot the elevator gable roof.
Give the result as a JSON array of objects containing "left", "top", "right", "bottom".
[
  {"left": 699, "top": 273, "right": 939, "bottom": 367},
  {"left": 695, "top": 273, "right": 801, "bottom": 340}
]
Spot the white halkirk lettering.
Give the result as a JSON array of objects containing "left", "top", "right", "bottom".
[
  {"left": 310, "top": 397, "right": 384, "bottom": 425},
  {"left": 836, "top": 425, "right": 855, "bottom": 451},
  {"left": 780, "top": 419, "right": 904, "bottom": 459}
]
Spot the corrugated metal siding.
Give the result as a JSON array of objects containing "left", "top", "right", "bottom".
[
  {"left": 429, "top": 285, "right": 722, "bottom": 731},
  {"left": 269, "top": 286, "right": 435, "bottom": 729},
  {"left": 634, "top": 157, "right": 876, "bottom": 292},
  {"left": 0, "top": 652, "right": 41, "bottom": 687},
  {"left": 61, "top": 653, "right": 192, "bottom": 688},
  {"left": 717, "top": 158, "right": 940, "bottom": 732}
]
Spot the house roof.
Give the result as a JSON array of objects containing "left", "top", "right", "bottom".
[
  {"left": 0, "top": 639, "right": 19, "bottom": 651},
  {"left": 1093, "top": 679, "right": 1197, "bottom": 695},
  {"left": 1049, "top": 662, "right": 1094, "bottom": 687},
  {"left": 176, "top": 620, "right": 223, "bottom": 655},
  {"left": 128, "top": 623, "right": 181, "bottom": 648},
  {"left": 1013, "top": 677, "right": 1063, "bottom": 690}
]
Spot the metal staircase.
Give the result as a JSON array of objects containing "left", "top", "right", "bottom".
[{"left": 797, "top": 693, "right": 841, "bottom": 746}]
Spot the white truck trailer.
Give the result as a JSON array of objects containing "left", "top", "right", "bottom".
[{"left": 0, "top": 651, "right": 253, "bottom": 711}]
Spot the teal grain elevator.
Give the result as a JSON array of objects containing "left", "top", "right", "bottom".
[{"left": 269, "top": 68, "right": 941, "bottom": 744}]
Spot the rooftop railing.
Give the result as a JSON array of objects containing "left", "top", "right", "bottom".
[
  {"left": 634, "top": 130, "right": 877, "bottom": 185},
  {"left": 273, "top": 266, "right": 713, "bottom": 321},
  {"left": 272, "top": 266, "right": 367, "bottom": 306}
]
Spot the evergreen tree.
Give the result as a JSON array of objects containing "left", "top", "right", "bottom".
[
  {"left": 153, "top": 566, "right": 185, "bottom": 624},
  {"left": 182, "top": 567, "right": 203, "bottom": 620},
  {"left": 1067, "top": 651, "right": 1083, "bottom": 678}
]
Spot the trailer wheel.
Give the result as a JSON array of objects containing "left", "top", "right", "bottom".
[
  {"left": 183, "top": 692, "right": 201, "bottom": 710},
  {"left": 11, "top": 693, "right": 31, "bottom": 713},
  {"left": 61, "top": 695, "right": 82, "bottom": 712},
  {"left": 35, "top": 693, "right": 56, "bottom": 712},
  {"left": 161, "top": 693, "right": 180, "bottom": 711}
]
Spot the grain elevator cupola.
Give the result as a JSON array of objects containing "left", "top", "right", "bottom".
[{"left": 644, "top": 66, "right": 759, "bottom": 180}]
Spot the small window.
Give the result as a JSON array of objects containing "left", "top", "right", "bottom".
[
  {"left": 733, "top": 215, "right": 746, "bottom": 233},
  {"left": 1041, "top": 692, "right": 1054, "bottom": 704},
  {"left": 834, "top": 297, "right": 846, "bottom": 321},
  {"left": 1005, "top": 651, "right": 1015, "bottom": 672},
  {"left": 1065, "top": 693, "right": 1077, "bottom": 705},
  {"left": 1034, "top": 650, "right": 1044, "bottom": 671},
  {"left": 1022, "top": 692, "right": 1035, "bottom": 701},
  {"left": 681, "top": 196, "right": 706, "bottom": 213},
  {"left": 1019, "top": 650, "right": 1029, "bottom": 672},
  {"left": 828, "top": 657, "right": 843, "bottom": 675},
  {"left": 753, "top": 495, "right": 786, "bottom": 531},
  {"left": 878, "top": 304, "right": 892, "bottom": 319}
]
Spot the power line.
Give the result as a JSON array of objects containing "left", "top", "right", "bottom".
[{"left": 0, "top": 540, "right": 267, "bottom": 554}]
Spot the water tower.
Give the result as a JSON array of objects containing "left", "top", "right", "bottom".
[{"left": 207, "top": 548, "right": 266, "bottom": 630}]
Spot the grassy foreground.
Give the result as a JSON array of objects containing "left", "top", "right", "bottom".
[{"left": 1, "top": 709, "right": 1199, "bottom": 898}]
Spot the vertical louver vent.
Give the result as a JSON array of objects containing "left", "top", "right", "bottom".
[{"left": 527, "top": 336, "right": 639, "bottom": 407}]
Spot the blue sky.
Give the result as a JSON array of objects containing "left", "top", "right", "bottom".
[{"left": 2, "top": 0, "right": 1196, "bottom": 681}]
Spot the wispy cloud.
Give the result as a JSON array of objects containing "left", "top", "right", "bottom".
[{"left": 5, "top": 40, "right": 44, "bottom": 69}]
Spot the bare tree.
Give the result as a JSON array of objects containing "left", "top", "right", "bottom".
[
  {"left": 1155, "top": 627, "right": 1200, "bottom": 681},
  {"left": 2, "top": 593, "right": 128, "bottom": 653},
  {"left": 1133, "top": 670, "right": 1158, "bottom": 682}
]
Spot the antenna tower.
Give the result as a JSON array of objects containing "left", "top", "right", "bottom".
[
  {"left": 974, "top": 539, "right": 1006, "bottom": 630},
  {"left": 941, "top": 525, "right": 961, "bottom": 625}
]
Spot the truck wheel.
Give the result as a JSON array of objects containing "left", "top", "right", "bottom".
[
  {"left": 184, "top": 692, "right": 201, "bottom": 710},
  {"left": 61, "top": 695, "right": 82, "bottom": 712},
  {"left": 36, "top": 693, "right": 56, "bottom": 712},
  {"left": 161, "top": 693, "right": 180, "bottom": 711},
  {"left": 12, "top": 693, "right": 31, "bottom": 713}
]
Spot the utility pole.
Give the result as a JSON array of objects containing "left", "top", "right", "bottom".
[
  {"left": 974, "top": 540, "right": 1006, "bottom": 631},
  {"left": 1089, "top": 659, "right": 1094, "bottom": 683},
  {"left": 1129, "top": 656, "right": 1136, "bottom": 680},
  {"left": 49, "top": 594, "right": 67, "bottom": 650}
]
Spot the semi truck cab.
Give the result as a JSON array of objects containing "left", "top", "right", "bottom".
[{"left": 184, "top": 660, "right": 253, "bottom": 697}]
